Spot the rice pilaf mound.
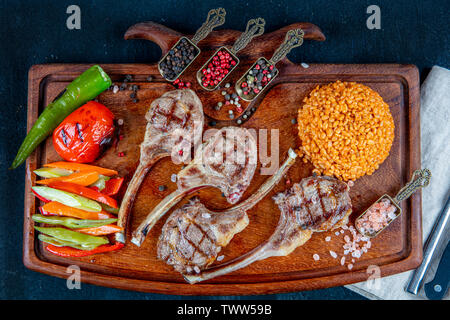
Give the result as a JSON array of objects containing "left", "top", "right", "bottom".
[{"left": 297, "top": 81, "right": 394, "bottom": 181}]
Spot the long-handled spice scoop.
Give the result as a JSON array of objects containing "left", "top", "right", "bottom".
[
  {"left": 355, "top": 169, "right": 431, "bottom": 238},
  {"left": 235, "top": 29, "right": 304, "bottom": 101},
  {"left": 158, "top": 8, "right": 226, "bottom": 82},
  {"left": 197, "top": 18, "right": 266, "bottom": 91}
]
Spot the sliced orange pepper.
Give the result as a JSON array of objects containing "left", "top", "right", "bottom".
[
  {"left": 44, "top": 162, "right": 118, "bottom": 176},
  {"left": 36, "top": 171, "right": 100, "bottom": 186},
  {"left": 41, "top": 201, "right": 114, "bottom": 220},
  {"left": 76, "top": 224, "right": 123, "bottom": 236},
  {"left": 48, "top": 181, "right": 118, "bottom": 208}
]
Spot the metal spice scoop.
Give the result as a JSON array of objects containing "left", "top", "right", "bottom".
[
  {"left": 236, "top": 29, "right": 304, "bottom": 101},
  {"left": 196, "top": 18, "right": 266, "bottom": 91},
  {"left": 158, "top": 8, "right": 226, "bottom": 82},
  {"left": 355, "top": 169, "right": 431, "bottom": 238}
]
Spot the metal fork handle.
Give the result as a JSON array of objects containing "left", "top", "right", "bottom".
[
  {"left": 191, "top": 8, "right": 226, "bottom": 44},
  {"left": 270, "top": 29, "right": 305, "bottom": 64},
  {"left": 231, "top": 18, "right": 266, "bottom": 54},
  {"left": 406, "top": 195, "right": 450, "bottom": 295}
]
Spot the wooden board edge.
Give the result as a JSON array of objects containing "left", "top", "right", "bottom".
[
  {"left": 22, "top": 63, "right": 424, "bottom": 295},
  {"left": 21, "top": 253, "right": 423, "bottom": 295}
]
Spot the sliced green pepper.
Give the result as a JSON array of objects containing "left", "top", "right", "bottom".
[
  {"left": 32, "top": 214, "right": 117, "bottom": 229},
  {"left": 33, "top": 167, "right": 73, "bottom": 178},
  {"left": 88, "top": 174, "right": 110, "bottom": 191},
  {"left": 32, "top": 186, "right": 102, "bottom": 212},
  {"left": 100, "top": 203, "right": 119, "bottom": 215},
  {"left": 34, "top": 226, "right": 109, "bottom": 249},
  {"left": 38, "top": 234, "right": 98, "bottom": 251},
  {"left": 11, "top": 65, "right": 112, "bottom": 169}
]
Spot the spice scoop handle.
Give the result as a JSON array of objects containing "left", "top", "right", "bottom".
[
  {"left": 394, "top": 168, "right": 431, "bottom": 203},
  {"left": 231, "top": 18, "right": 266, "bottom": 54},
  {"left": 191, "top": 8, "right": 226, "bottom": 44},
  {"left": 270, "top": 29, "right": 305, "bottom": 64}
]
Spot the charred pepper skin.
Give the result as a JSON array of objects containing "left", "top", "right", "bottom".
[{"left": 10, "top": 65, "right": 112, "bottom": 169}]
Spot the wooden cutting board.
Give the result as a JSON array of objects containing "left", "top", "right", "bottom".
[{"left": 23, "top": 22, "right": 422, "bottom": 295}]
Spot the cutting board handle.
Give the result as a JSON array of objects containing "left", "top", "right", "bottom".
[{"left": 124, "top": 22, "right": 325, "bottom": 58}]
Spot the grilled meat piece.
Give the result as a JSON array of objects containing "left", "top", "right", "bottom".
[
  {"left": 158, "top": 149, "right": 297, "bottom": 274},
  {"left": 157, "top": 197, "right": 249, "bottom": 274},
  {"left": 185, "top": 175, "right": 352, "bottom": 284},
  {"left": 116, "top": 89, "right": 203, "bottom": 243},
  {"left": 131, "top": 126, "right": 258, "bottom": 247}
]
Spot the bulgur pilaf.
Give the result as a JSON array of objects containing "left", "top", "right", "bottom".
[{"left": 297, "top": 81, "right": 394, "bottom": 181}]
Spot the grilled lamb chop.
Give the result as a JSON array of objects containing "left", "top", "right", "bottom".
[
  {"left": 131, "top": 126, "right": 258, "bottom": 247},
  {"left": 158, "top": 149, "right": 298, "bottom": 274},
  {"left": 185, "top": 175, "right": 352, "bottom": 284},
  {"left": 116, "top": 89, "right": 204, "bottom": 243}
]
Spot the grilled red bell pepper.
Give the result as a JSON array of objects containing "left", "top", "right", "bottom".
[
  {"left": 48, "top": 181, "right": 117, "bottom": 208},
  {"left": 53, "top": 101, "right": 116, "bottom": 163},
  {"left": 45, "top": 242, "right": 124, "bottom": 257}
]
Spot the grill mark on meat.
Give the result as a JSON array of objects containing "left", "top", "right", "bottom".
[
  {"left": 151, "top": 100, "right": 192, "bottom": 133},
  {"left": 179, "top": 213, "right": 215, "bottom": 261},
  {"left": 299, "top": 184, "right": 314, "bottom": 228}
]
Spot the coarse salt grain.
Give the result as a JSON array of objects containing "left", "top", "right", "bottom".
[
  {"left": 335, "top": 231, "right": 340, "bottom": 236},
  {"left": 217, "top": 255, "right": 224, "bottom": 261},
  {"left": 301, "top": 62, "right": 310, "bottom": 68},
  {"left": 325, "top": 236, "right": 331, "bottom": 242},
  {"left": 171, "top": 174, "right": 177, "bottom": 183},
  {"left": 202, "top": 213, "right": 211, "bottom": 219},
  {"left": 340, "top": 257, "right": 346, "bottom": 265},
  {"left": 313, "top": 254, "right": 320, "bottom": 261},
  {"left": 329, "top": 250, "right": 337, "bottom": 258},
  {"left": 194, "top": 266, "right": 201, "bottom": 274},
  {"left": 348, "top": 264, "right": 353, "bottom": 270},
  {"left": 113, "top": 85, "right": 119, "bottom": 93}
]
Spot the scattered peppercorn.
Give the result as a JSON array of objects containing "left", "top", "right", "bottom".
[{"left": 173, "top": 79, "right": 192, "bottom": 89}]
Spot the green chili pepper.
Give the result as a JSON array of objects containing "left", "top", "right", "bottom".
[
  {"left": 32, "top": 214, "right": 117, "bottom": 229},
  {"left": 38, "top": 234, "right": 98, "bottom": 251},
  {"left": 11, "top": 65, "right": 112, "bottom": 169},
  {"left": 34, "top": 226, "right": 109, "bottom": 249}
]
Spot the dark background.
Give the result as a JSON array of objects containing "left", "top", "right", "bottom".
[{"left": 0, "top": 0, "right": 448, "bottom": 300}]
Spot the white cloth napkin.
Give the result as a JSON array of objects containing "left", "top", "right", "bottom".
[{"left": 345, "top": 65, "right": 450, "bottom": 300}]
